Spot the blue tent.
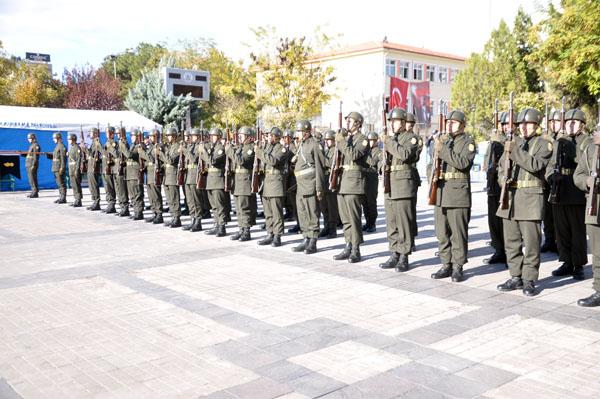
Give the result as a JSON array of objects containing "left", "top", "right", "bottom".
[{"left": 0, "top": 106, "right": 159, "bottom": 191}]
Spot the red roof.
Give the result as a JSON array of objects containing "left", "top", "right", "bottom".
[{"left": 310, "top": 41, "right": 467, "bottom": 62}]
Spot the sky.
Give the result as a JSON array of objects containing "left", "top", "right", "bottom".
[{"left": 0, "top": 0, "right": 547, "bottom": 78}]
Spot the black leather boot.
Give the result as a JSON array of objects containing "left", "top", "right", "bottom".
[
  {"left": 348, "top": 247, "right": 361, "bottom": 263},
  {"left": 216, "top": 225, "right": 226, "bottom": 237},
  {"left": 231, "top": 229, "right": 243, "bottom": 241},
  {"left": 205, "top": 225, "right": 218, "bottom": 235},
  {"left": 190, "top": 218, "right": 203, "bottom": 232},
  {"left": 170, "top": 216, "right": 182, "bottom": 228},
  {"left": 153, "top": 214, "right": 164, "bottom": 224},
  {"left": 183, "top": 218, "right": 195, "bottom": 231},
  {"left": 288, "top": 224, "right": 300, "bottom": 234},
  {"left": 551, "top": 262, "right": 573, "bottom": 277},
  {"left": 271, "top": 235, "right": 281, "bottom": 247},
  {"left": 522, "top": 280, "right": 536, "bottom": 296},
  {"left": 379, "top": 253, "right": 399, "bottom": 269},
  {"left": 451, "top": 265, "right": 464, "bottom": 282},
  {"left": 304, "top": 238, "right": 317, "bottom": 254},
  {"left": 132, "top": 212, "right": 144, "bottom": 221},
  {"left": 572, "top": 266, "right": 585, "bottom": 281},
  {"left": 239, "top": 227, "right": 251, "bottom": 242},
  {"left": 258, "top": 234, "right": 274, "bottom": 246},
  {"left": 577, "top": 292, "right": 600, "bottom": 307},
  {"left": 334, "top": 244, "right": 352, "bottom": 260},
  {"left": 396, "top": 254, "right": 409, "bottom": 272},
  {"left": 431, "top": 264, "right": 452, "bottom": 279},
  {"left": 318, "top": 227, "right": 330, "bottom": 238},
  {"left": 292, "top": 238, "right": 309, "bottom": 252},
  {"left": 484, "top": 251, "right": 506, "bottom": 264},
  {"left": 145, "top": 214, "right": 156, "bottom": 223},
  {"left": 497, "top": 277, "right": 524, "bottom": 291}
]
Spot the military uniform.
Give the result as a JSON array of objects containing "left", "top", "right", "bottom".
[
  {"left": 285, "top": 135, "right": 300, "bottom": 233},
  {"left": 334, "top": 112, "right": 370, "bottom": 263},
  {"left": 431, "top": 111, "right": 476, "bottom": 282},
  {"left": 87, "top": 131, "right": 103, "bottom": 211},
  {"left": 256, "top": 129, "right": 288, "bottom": 246},
  {"left": 202, "top": 128, "right": 228, "bottom": 237},
  {"left": 121, "top": 133, "right": 145, "bottom": 220},
  {"left": 101, "top": 132, "right": 118, "bottom": 213},
  {"left": 546, "top": 109, "right": 589, "bottom": 280},
  {"left": 139, "top": 134, "right": 164, "bottom": 224},
  {"left": 574, "top": 138, "right": 600, "bottom": 306},
  {"left": 362, "top": 134, "right": 380, "bottom": 232},
  {"left": 22, "top": 136, "right": 40, "bottom": 198},
  {"left": 226, "top": 126, "right": 257, "bottom": 241},
  {"left": 379, "top": 108, "right": 420, "bottom": 272},
  {"left": 291, "top": 120, "right": 326, "bottom": 255},
  {"left": 497, "top": 108, "right": 552, "bottom": 296},
  {"left": 484, "top": 118, "right": 508, "bottom": 264},
  {"left": 541, "top": 111, "right": 561, "bottom": 253},
  {"left": 319, "top": 131, "right": 339, "bottom": 239},
  {"left": 183, "top": 132, "right": 203, "bottom": 232},
  {"left": 406, "top": 113, "right": 423, "bottom": 249},
  {"left": 49, "top": 135, "right": 67, "bottom": 203},
  {"left": 115, "top": 131, "right": 130, "bottom": 216},
  {"left": 160, "top": 131, "right": 182, "bottom": 227},
  {"left": 67, "top": 137, "right": 83, "bottom": 207}
]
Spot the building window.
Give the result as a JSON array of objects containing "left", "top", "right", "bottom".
[
  {"left": 449, "top": 68, "right": 459, "bottom": 83},
  {"left": 413, "top": 63, "right": 423, "bottom": 80},
  {"left": 427, "top": 65, "right": 436, "bottom": 82},
  {"left": 385, "top": 59, "right": 396, "bottom": 77},
  {"left": 399, "top": 61, "right": 410, "bottom": 79},
  {"left": 438, "top": 66, "right": 448, "bottom": 83}
]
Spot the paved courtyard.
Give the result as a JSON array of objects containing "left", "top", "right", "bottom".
[{"left": 1, "top": 182, "right": 599, "bottom": 398}]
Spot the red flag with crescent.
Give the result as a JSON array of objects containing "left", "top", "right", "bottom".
[{"left": 389, "top": 76, "right": 409, "bottom": 110}]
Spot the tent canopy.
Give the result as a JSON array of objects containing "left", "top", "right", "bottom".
[{"left": 0, "top": 105, "right": 160, "bottom": 133}]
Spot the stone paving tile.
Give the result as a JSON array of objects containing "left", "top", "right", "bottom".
[{"left": 224, "top": 377, "right": 293, "bottom": 399}]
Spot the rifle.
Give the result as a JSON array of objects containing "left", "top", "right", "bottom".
[
  {"left": 118, "top": 127, "right": 126, "bottom": 177},
  {"left": 382, "top": 95, "right": 391, "bottom": 194},
  {"left": 328, "top": 101, "right": 343, "bottom": 191},
  {"left": 549, "top": 97, "right": 566, "bottom": 204},
  {"left": 485, "top": 99, "right": 500, "bottom": 194},
  {"left": 92, "top": 125, "right": 101, "bottom": 174},
  {"left": 543, "top": 103, "right": 550, "bottom": 136},
  {"left": 196, "top": 121, "right": 207, "bottom": 189},
  {"left": 428, "top": 99, "right": 445, "bottom": 205},
  {"left": 79, "top": 125, "right": 88, "bottom": 174},
  {"left": 137, "top": 128, "right": 145, "bottom": 185},
  {"left": 176, "top": 125, "right": 186, "bottom": 186},
  {"left": 588, "top": 99, "right": 600, "bottom": 216},
  {"left": 153, "top": 128, "right": 163, "bottom": 186},
  {"left": 104, "top": 124, "right": 113, "bottom": 175},
  {"left": 498, "top": 92, "right": 515, "bottom": 210},
  {"left": 251, "top": 119, "right": 262, "bottom": 193},
  {"left": 224, "top": 121, "right": 232, "bottom": 192}
]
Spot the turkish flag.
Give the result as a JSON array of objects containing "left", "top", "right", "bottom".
[{"left": 389, "top": 77, "right": 409, "bottom": 110}]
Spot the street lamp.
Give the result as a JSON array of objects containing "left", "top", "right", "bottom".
[{"left": 109, "top": 55, "right": 117, "bottom": 79}]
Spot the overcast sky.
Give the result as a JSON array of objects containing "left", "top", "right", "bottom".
[{"left": 0, "top": 0, "right": 547, "bottom": 77}]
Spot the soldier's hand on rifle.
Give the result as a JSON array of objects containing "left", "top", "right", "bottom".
[
  {"left": 504, "top": 140, "right": 515, "bottom": 153},
  {"left": 335, "top": 132, "right": 345, "bottom": 143},
  {"left": 316, "top": 190, "right": 323, "bottom": 201},
  {"left": 178, "top": 143, "right": 184, "bottom": 153}
]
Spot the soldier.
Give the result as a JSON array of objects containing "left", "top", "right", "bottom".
[
  {"left": 139, "top": 129, "right": 164, "bottom": 224},
  {"left": 291, "top": 120, "right": 326, "bottom": 254},
  {"left": 379, "top": 107, "right": 420, "bottom": 272},
  {"left": 541, "top": 111, "right": 561, "bottom": 253},
  {"left": 406, "top": 112, "right": 423, "bottom": 251},
  {"left": 86, "top": 128, "right": 103, "bottom": 211},
  {"left": 226, "top": 126, "right": 257, "bottom": 241},
  {"left": 483, "top": 111, "right": 511, "bottom": 264},
  {"left": 546, "top": 109, "right": 589, "bottom": 280},
  {"left": 47, "top": 132, "right": 67, "bottom": 204},
  {"left": 159, "top": 128, "right": 182, "bottom": 227},
  {"left": 101, "top": 126, "right": 118, "bottom": 214},
  {"left": 361, "top": 132, "right": 380, "bottom": 233},
  {"left": 430, "top": 110, "right": 475, "bottom": 282},
  {"left": 115, "top": 127, "right": 130, "bottom": 217},
  {"left": 496, "top": 108, "right": 552, "bottom": 296},
  {"left": 22, "top": 133, "right": 40, "bottom": 198},
  {"left": 574, "top": 119, "right": 600, "bottom": 307},
  {"left": 256, "top": 127, "right": 288, "bottom": 246},
  {"left": 202, "top": 127, "right": 228, "bottom": 237},
  {"left": 120, "top": 129, "right": 144, "bottom": 220},
  {"left": 182, "top": 129, "right": 203, "bottom": 232},
  {"left": 333, "top": 111, "right": 370, "bottom": 263},
  {"left": 319, "top": 130, "right": 339, "bottom": 239},
  {"left": 67, "top": 134, "right": 83, "bottom": 207},
  {"left": 283, "top": 129, "right": 300, "bottom": 233}
]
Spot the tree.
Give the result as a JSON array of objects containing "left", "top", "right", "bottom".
[
  {"left": 250, "top": 27, "right": 337, "bottom": 128},
  {"left": 63, "top": 65, "right": 122, "bottom": 110},
  {"left": 451, "top": 20, "right": 527, "bottom": 140},
  {"left": 100, "top": 42, "right": 168, "bottom": 98},
  {"left": 171, "top": 38, "right": 256, "bottom": 127},
  {"left": 0, "top": 40, "right": 16, "bottom": 104},
  {"left": 528, "top": 0, "right": 600, "bottom": 107},
  {"left": 9, "top": 62, "right": 63, "bottom": 107},
  {"left": 124, "top": 56, "right": 194, "bottom": 126},
  {"left": 513, "top": 7, "right": 542, "bottom": 92}
]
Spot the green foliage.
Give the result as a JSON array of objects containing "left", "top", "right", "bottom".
[
  {"left": 528, "top": 0, "right": 600, "bottom": 106},
  {"left": 249, "top": 26, "right": 337, "bottom": 128},
  {"left": 0, "top": 40, "right": 16, "bottom": 104},
  {"left": 513, "top": 7, "right": 542, "bottom": 92},
  {"left": 124, "top": 56, "right": 194, "bottom": 127},
  {"left": 9, "top": 62, "right": 64, "bottom": 107}
]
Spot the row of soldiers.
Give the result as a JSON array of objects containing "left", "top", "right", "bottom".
[{"left": 21, "top": 104, "right": 600, "bottom": 306}]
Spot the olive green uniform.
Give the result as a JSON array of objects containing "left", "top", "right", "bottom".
[
  {"left": 115, "top": 140, "right": 130, "bottom": 212},
  {"left": 202, "top": 141, "right": 228, "bottom": 227},
  {"left": 87, "top": 138, "right": 103, "bottom": 207},
  {"left": 23, "top": 142, "right": 40, "bottom": 195},
  {"left": 411, "top": 134, "right": 424, "bottom": 244},
  {"left": 574, "top": 142, "right": 600, "bottom": 293},
  {"left": 545, "top": 133, "right": 589, "bottom": 269},
  {"left": 285, "top": 142, "right": 299, "bottom": 225},
  {"left": 484, "top": 133, "right": 506, "bottom": 255},
  {"left": 362, "top": 145, "right": 380, "bottom": 229},
  {"left": 184, "top": 143, "right": 203, "bottom": 220},
  {"left": 67, "top": 144, "right": 83, "bottom": 202},
  {"left": 433, "top": 133, "right": 476, "bottom": 267},
  {"left": 542, "top": 132, "right": 558, "bottom": 249},
  {"left": 321, "top": 144, "right": 340, "bottom": 233},
  {"left": 102, "top": 139, "right": 118, "bottom": 210},
  {"left": 121, "top": 141, "right": 144, "bottom": 215},
  {"left": 337, "top": 132, "right": 370, "bottom": 248},
  {"left": 160, "top": 143, "right": 181, "bottom": 219},
  {"left": 140, "top": 143, "right": 164, "bottom": 217},
  {"left": 257, "top": 142, "right": 288, "bottom": 236},
  {"left": 383, "top": 131, "right": 420, "bottom": 255},
  {"left": 295, "top": 137, "right": 326, "bottom": 239},
  {"left": 51, "top": 142, "right": 67, "bottom": 200},
  {"left": 227, "top": 142, "right": 257, "bottom": 228},
  {"left": 496, "top": 135, "right": 552, "bottom": 281}
]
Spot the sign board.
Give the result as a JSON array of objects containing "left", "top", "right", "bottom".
[
  {"left": 25, "top": 52, "right": 51, "bottom": 63},
  {"left": 162, "top": 67, "right": 210, "bottom": 101}
]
